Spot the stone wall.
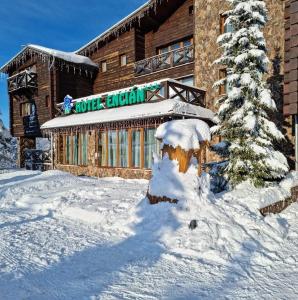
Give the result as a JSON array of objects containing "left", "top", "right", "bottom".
[{"left": 56, "top": 164, "right": 152, "bottom": 180}]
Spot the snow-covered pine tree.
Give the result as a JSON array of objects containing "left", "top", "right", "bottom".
[
  {"left": 0, "top": 115, "right": 16, "bottom": 169},
  {"left": 212, "top": 0, "right": 289, "bottom": 187}
]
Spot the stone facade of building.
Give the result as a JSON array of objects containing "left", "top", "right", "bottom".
[
  {"left": 194, "top": 0, "right": 295, "bottom": 166},
  {"left": 194, "top": 0, "right": 285, "bottom": 110}
]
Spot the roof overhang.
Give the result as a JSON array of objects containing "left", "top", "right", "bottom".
[
  {"left": 41, "top": 99, "right": 215, "bottom": 131},
  {"left": 0, "top": 44, "right": 98, "bottom": 74}
]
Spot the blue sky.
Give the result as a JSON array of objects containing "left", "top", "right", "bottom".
[{"left": 0, "top": 0, "right": 147, "bottom": 128}]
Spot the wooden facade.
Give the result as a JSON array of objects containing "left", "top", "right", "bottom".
[{"left": 79, "top": 0, "right": 195, "bottom": 95}]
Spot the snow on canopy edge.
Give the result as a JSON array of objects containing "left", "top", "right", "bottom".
[
  {"left": 41, "top": 99, "right": 215, "bottom": 130},
  {"left": 0, "top": 44, "right": 98, "bottom": 72},
  {"left": 28, "top": 44, "right": 98, "bottom": 67},
  {"left": 155, "top": 119, "right": 211, "bottom": 151}
]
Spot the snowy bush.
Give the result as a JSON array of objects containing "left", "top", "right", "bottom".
[
  {"left": 0, "top": 117, "right": 17, "bottom": 169},
  {"left": 212, "top": 0, "right": 288, "bottom": 188}
]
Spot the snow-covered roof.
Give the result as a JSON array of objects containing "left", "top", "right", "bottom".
[
  {"left": 41, "top": 99, "right": 215, "bottom": 130},
  {"left": 155, "top": 119, "right": 211, "bottom": 151},
  {"left": 0, "top": 44, "right": 98, "bottom": 73}
]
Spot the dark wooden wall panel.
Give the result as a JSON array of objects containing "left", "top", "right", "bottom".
[
  {"left": 89, "top": 0, "right": 194, "bottom": 95},
  {"left": 10, "top": 58, "right": 52, "bottom": 137},
  {"left": 284, "top": 0, "right": 298, "bottom": 116},
  {"left": 56, "top": 69, "right": 94, "bottom": 103},
  {"left": 145, "top": 0, "right": 194, "bottom": 57},
  {"left": 90, "top": 30, "right": 136, "bottom": 94}
]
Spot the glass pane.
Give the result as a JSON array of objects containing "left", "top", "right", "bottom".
[
  {"left": 179, "top": 76, "right": 194, "bottom": 86},
  {"left": 119, "top": 130, "right": 128, "bottom": 167},
  {"left": 132, "top": 130, "right": 141, "bottom": 168},
  {"left": 160, "top": 47, "right": 168, "bottom": 54},
  {"left": 102, "top": 61, "right": 107, "bottom": 72},
  {"left": 120, "top": 55, "right": 127, "bottom": 66},
  {"left": 66, "top": 136, "right": 70, "bottom": 164},
  {"left": 79, "top": 133, "right": 88, "bottom": 166},
  {"left": 171, "top": 43, "right": 180, "bottom": 50},
  {"left": 98, "top": 131, "right": 107, "bottom": 167},
  {"left": 108, "top": 130, "right": 117, "bottom": 167},
  {"left": 73, "top": 135, "right": 78, "bottom": 165},
  {"left": 183, "top": 40, "right": 192, "bottom": 47},
  {"left": 144, "top": 128, "right": 156, "bottom": 169},
  {"left": 225, "top": 23, "right": 234, "bottom": 33}
]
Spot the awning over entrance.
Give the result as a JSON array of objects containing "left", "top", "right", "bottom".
[{"left": 41, "top": 99, "right": 215, "bottom": 130}]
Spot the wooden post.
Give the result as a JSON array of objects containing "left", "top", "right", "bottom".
[
  {"left": 140, "top": 128, "right": 145, "bottom": 168},
  {"left": 128, "top": 129, "right": 132, "bottom": 168}
]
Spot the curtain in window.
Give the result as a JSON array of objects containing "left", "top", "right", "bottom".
[
  {"left": 72, "top": 135, "right": 78, "bottom": 165},
  {"left": 108, "top": 130, "right": 117, "bottom": 167},
  {"left": 119, "top": 130, "right": 128, "bottom": 167},
  {"left": 66, "top": 136, "right": 71, "bottom": 164},
  {"left": 144, "top": 128, "right": 156, "bottom": 169},
  {"left": 132, "top": 130, "right": 141, "bottom": 168},
  {"left": 98, "top": 131, "right": 107, "bottom": 167},
  {"left": 80, "top": 133, "right": 88, "bottom": 166}
]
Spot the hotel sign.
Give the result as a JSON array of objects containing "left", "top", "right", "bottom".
[{"left": 63, "top": 83, "right": 160, "bottom": 115}]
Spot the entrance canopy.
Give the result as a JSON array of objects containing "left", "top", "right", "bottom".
[{"left": 41, "top": 99, "right": 214, "bottom": 130}]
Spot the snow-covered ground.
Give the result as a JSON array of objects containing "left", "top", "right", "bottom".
[{"left": 0, "top": 169, "right": 297, "bottom": 300}]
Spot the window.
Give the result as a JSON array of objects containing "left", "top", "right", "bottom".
[
  {"left": 79, "top": 133, "right": 88, "bottom": 166},
  {"left": 220, "top": 14, "right": 233, "bottom": 34},
  {"left": 189, "top": 5, "right": 194, "bottom": 16},
  {"left": 64, "top": 134, "right": 78, "bottom": 165},
  {"left": 45, "top": 95, "right": 50, "bottom": 108},
  {"left": 66, "top": 136, "right": 71, "bottom": 165},
  {"left": 219, "top": 69, "right": 227, "bottom": 95},
  {"left": 98, "top": 131, "right": 107, "bottom": 167},
  {"left": 108, "top": 130, "right": 117, "bottom": 167},
  {"left": 158, "top": 38, "right": 193, "bottom": 54},
  {"left": 119, "top": 130, "right": 129, "bottom": 167},
  {"left": 178, "top": 75, "right": 194, "bottom": 86},
  {"left": 144, "top": 128, "right": 156, "bottom": 169},
  {"left": 60, "top": 127, "right": 161, "bottom": 170},
  {"left": 101, "top": 61, "right": 107, "bottom": 73},
  {"left": 132, "top": 129, "right": 141, "bottom": 168},
  {"left": 72, "top": 135, "right": 79, "bottom": 165},
  {"left": 20, "top": 102, "right": 32, "bottom": 117},
  {"left": 120, "top": 54, "right": 127, "bottom": 66}
]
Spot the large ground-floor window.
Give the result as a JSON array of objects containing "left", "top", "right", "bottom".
[
  {"left": 96, "top": 127, "right": 161, "bottom": 169},
  {"left": 59, "top": 126, "right": 161, "bottom": 169}
]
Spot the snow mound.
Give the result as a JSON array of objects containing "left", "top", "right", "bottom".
[
  {"left": 155, "top": 119, "right": 211, "bottom": 151},
  {"left": 149, "top": 156, "right": 201, "bottom": 203},
  {"left": 0, "top": 170, "right": 298, "bottom": 299}
]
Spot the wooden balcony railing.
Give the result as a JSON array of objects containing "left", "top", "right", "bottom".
[
  {"left": 134, "top": 45, "right": 194, "bottom": 76},
  {"left": 8, "top": 70, "right": 38, "bottom": 94}
]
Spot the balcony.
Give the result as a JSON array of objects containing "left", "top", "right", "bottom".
[
  {"left": 8, "top": 70, "right": 38, "bottom": 94},
  {"left": 134, "top": 45, "right": 194, "bottom": 76},
  {"left": 55, "top": 78, "right": 206, "bottom": 116}
]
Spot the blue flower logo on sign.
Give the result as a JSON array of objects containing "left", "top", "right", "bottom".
[{"left": 63, "top": 95, "right": 73, "bottom": 115}]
